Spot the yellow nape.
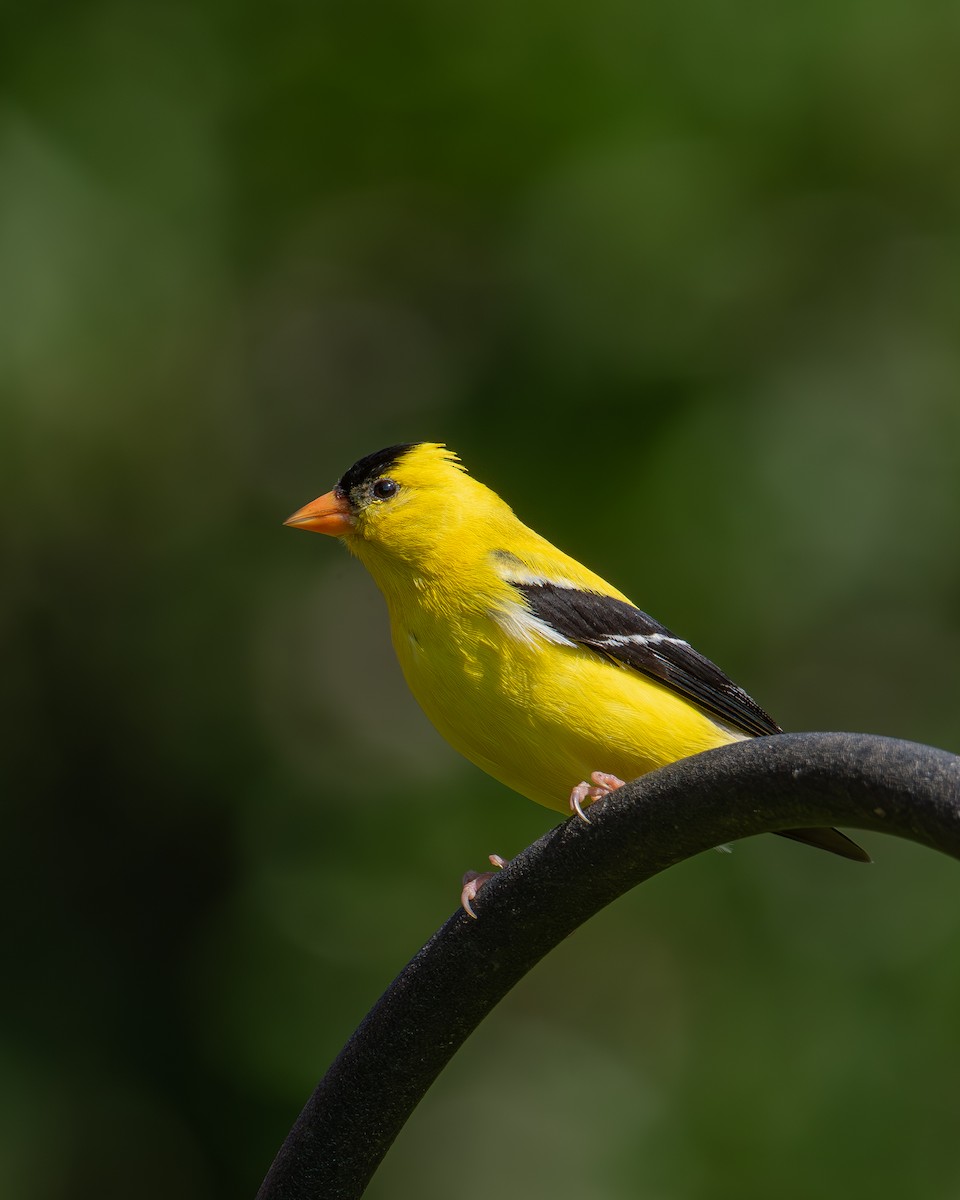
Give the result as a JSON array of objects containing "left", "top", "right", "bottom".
[{"left": 347, "top": 440, "right": 618, "bottom": 598}]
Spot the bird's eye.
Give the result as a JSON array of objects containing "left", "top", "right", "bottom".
[{"left": 372, "top": 478, "right": 399, "bottom": 500}]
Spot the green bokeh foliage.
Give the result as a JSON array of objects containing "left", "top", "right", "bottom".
[{"left": 3, "top": 1, "right": 960, "bottom": 1197}]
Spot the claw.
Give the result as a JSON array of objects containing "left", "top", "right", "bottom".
[
  {"left": 460, "top": 854, "right": 509, "bottom": 918},
  {"left": 569, "top": 781, "right": 593, "bottom": 824},
  {"left": 568, "top": 771, "right": 626, "bottom": 824}
]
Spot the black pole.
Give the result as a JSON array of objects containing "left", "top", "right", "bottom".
[{"left": 257, "top": 732, "right": 960, "bottom": 1199}]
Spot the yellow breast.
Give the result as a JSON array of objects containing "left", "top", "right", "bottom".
[{"left": 388, "top": 587, "right": 739, "bottom": 814}]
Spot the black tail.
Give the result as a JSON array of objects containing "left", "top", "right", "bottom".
[{"left": 775, "top": 827, "right": 871, "bottom": 862}]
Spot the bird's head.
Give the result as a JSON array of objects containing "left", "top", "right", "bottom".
[{"left": 284, "top": 442, "right": 509, "bottom": 575}]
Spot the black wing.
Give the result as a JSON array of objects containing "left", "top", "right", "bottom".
[{"left": 515, "top": 582, "right": 781, "bottom": 738}]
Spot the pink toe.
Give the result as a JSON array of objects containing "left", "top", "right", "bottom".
[
  {"left": 590, "top": 771, "right": 625, "bottom": 791},
  {"left": 569, "top": 781, "right": 593, "bottom": 824},
  {"left": 460, "top": 872, "right": 492, "bottom": 918},
  {"left": 460, "top": 855, "right": 509, "bottom": 918}
]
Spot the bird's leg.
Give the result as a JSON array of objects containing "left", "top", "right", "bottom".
[
  {"left": 460, "top": 854, "right": 510, "bottom": 919},
  {"left": 569, "top": 771, "right": 626, "bottom": 824}
]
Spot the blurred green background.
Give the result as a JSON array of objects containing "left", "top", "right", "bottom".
[{"left": 3, "top": 1, "right": 960, "bottom": 1197}]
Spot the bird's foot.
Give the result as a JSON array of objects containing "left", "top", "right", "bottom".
[
  {"left": 568, "top": 771, "right": 626, "bottom": 824},
  {"left": 460, "top": 854, "right": 509, "bottom": 919}
]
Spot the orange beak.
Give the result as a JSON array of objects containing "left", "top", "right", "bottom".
[{"left": 283, "top": 489, "right": 354, "bottom": 536}]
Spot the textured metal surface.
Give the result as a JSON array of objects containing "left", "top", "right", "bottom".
[{"left": 257, "top": 733, "right": 960, "bottom": 1199}]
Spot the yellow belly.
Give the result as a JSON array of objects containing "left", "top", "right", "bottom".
[{"left": 391, "top": 607, "right": 740, "bottom": 815}]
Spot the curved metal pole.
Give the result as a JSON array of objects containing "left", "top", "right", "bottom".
[{"left": 256, "top": 732, "right": 960, "bottom": 1200}]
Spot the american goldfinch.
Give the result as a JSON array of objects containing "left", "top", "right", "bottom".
[{"left": 285, "top": 442, "right": 869, "bottom": 912}]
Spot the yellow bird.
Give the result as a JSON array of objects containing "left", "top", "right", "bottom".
[{"left": 285, "top": 442, "right": 868, "bottom": 913}]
